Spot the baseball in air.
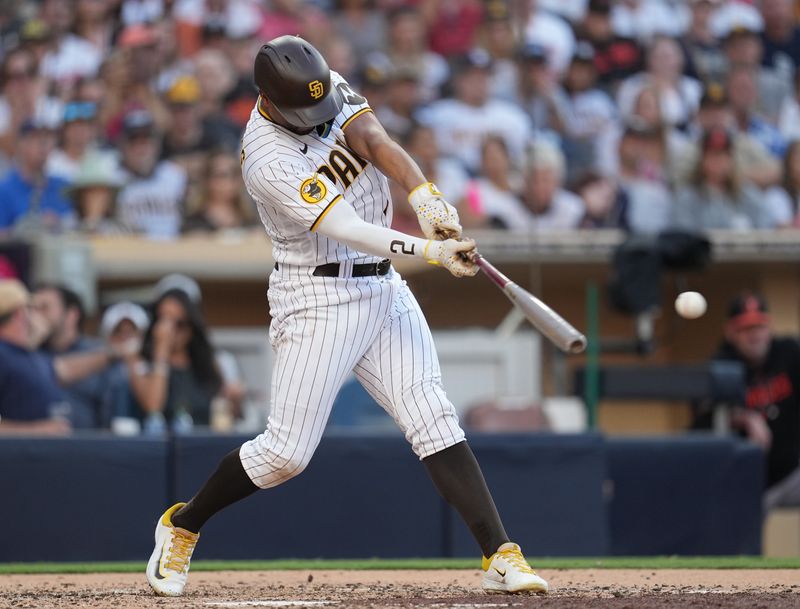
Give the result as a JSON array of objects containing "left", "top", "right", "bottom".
[{"left": 675, "top": 291, "right": 707, "bottom": 319}]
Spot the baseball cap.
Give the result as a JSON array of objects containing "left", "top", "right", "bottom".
[
  {"left": 18, "top": 117, "right": 52, "bottom": 136},
  {"left": 358, "top": 53, "right": 393, "bottom": 88},
  {"left": 727, "top": 293, "right": 770, "bottom": 329},
  {"left": 710, "top": 2, "right": 763, "bottom": 40},
  {"left": 389, "top": 64, "right": 421, "bottom": 83},
  {"left": 454, "top": 48, "right": 493, "bottom": 73},
  {"left": 19, "top": 19, "right": 51, "bottom": 43},
  {"left": 484, "top": 0, "right": 511, "bottom": 22},
  {"left": 518, "top": 42, "right": 548, "bottom": 64},
  {"left": 63, "top": 101, "right": 98, "bottom": 123},
  {"left": 701, "top": 127, "right": 733, "bottom": 154},
  {"left": 572, "top": 41, "right": 596, "bottom": 64},
  {"left": 699, "top": 82, "right": 728, "bottom": 108},
  {"left": 100, "top": 301, "right": 150, "bottom": 338},
  {"left": 166, "top": 75, "right": 201, "bottom": 105},
  {"left": 0, "top": 279, "right": 30, "bottom": 318},
  {"left": 122, "top": 109, "right": 156, "bottom": 138}
]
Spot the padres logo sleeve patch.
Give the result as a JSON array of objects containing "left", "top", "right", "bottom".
[{"left": 300, "top": 176, "right": 327, "bottom": 204}]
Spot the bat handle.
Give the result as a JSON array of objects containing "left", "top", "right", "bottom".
[{"left": 470, "top": 251, "right": 511, "bottom": 288}]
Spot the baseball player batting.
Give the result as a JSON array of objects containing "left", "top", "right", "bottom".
[{"left": 147, "top": 35, "right": 548, "bottom": 597}]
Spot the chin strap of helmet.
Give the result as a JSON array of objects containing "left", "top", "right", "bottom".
[{"left": 315, "top": 120, "right": 334, "bottom": 138}]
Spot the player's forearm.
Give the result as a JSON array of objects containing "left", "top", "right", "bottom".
[
  {"left": 343, "top": 112, "right": 426, "bottom": 192},
  {"left": 315, "top": 198, "right": 431, "bottom": 261},
  {"left": 367, "top": 137, "right": 427, "bottom": 193}
]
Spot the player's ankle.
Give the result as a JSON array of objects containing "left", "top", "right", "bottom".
[{"left": 170, "top": 506, "right": 199, "bottom": 534}]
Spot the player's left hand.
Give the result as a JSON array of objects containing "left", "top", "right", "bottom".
[{"left": 408, "top": 182, "right": 462, "bottom": 240}]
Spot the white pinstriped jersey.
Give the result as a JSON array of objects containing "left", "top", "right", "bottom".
[{"left": 241, "top": 71, "right": 392, "bottom": 267}]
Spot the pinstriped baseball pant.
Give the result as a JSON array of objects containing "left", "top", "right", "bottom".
[{"left": 239, "top": 265, "right": 465, "bottom": 489}]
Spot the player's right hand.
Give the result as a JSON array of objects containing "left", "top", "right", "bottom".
[{"left": 424, "top": 238, "right": 478, "bottom": 278}]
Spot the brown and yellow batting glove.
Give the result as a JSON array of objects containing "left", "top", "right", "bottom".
[{"left": 408, "top": 182, "right": 462, "bottom": 241}]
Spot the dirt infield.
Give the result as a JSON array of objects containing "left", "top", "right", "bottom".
[{"left": 1, "top": 569, "right": 799, "bottom": 609}]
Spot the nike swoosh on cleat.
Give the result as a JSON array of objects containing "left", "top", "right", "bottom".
[
  {"left": 494, "top": 567, "right": 506, "bottom": 577},
  {"left": 152, "top": 561, "right": 166, "bottom": 580},
  {"left": 300, "top": 143, "right": 308, "bottom": 154}
]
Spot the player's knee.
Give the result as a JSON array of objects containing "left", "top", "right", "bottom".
[
  {"left": 405, "top": 408, "right": 465, "bottom": 459},
  {"left": 274, "top": 450, "right": 313, "bottom": 481},
  {"left": 250, "top": 451, "right": 313, "bottom": 489}
]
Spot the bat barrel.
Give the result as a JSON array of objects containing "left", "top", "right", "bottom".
[
  {"left": 504, "top": 283, "right": 587, "bottom": 354},
  {"left": 566, "top": 335, "right": 589, "bottom": 354},
  {"left": 472, "top": 251, "right": 586, "bottom": 354}
]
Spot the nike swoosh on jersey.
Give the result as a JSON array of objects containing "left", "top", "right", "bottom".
[{"left": 300, "top": 143, "right": 308, "bottom": 154}]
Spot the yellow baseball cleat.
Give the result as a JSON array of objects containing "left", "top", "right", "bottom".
[
  {"left": 481, "top": 542, "right": 549, "bottom": 594},
  {"left": 146, "top": 502, "right": 199, "bottom": 597}
]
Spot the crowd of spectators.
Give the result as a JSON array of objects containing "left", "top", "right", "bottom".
[
  {"left": 0, "top": 0, "right": 798, "bottom": 237},
  {"left": 0, "top": 274, "right": 245, "bottom": 435}
]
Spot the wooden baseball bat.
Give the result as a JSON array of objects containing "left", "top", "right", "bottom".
[{"left": 472, "top": 253, "right": 587, "bottom": 354}]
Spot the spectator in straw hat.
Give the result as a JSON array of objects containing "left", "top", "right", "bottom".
[{"left": 68, "top": 150, "right": 126, "bottom": 235}]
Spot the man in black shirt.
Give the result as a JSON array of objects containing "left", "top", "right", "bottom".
[{"left": 694, "top": 293, "right": 800, "bottom": 510}]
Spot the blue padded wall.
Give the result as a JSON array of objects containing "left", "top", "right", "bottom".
[
  {"left": 0, "top": 436, "right": 168, "bottom": 561},
  {"left": 606, "top": 436, "right": 763, "bottom": 555}
]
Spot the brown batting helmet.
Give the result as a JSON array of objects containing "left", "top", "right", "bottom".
[{"left": 254, "top": 35, "right": 343, "bottom": 129}]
